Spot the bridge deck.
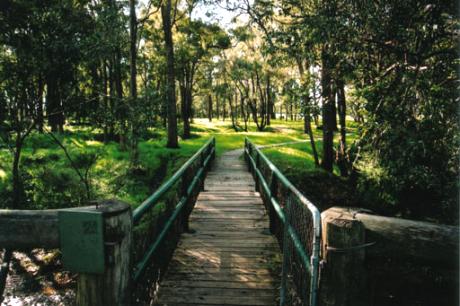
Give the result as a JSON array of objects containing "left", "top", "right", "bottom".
[{"left": 156, "top": 150, "right": 280, "bottom": 306}]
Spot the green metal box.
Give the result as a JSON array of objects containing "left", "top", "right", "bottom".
[{"left": 58, "top": 210, "right": 105, "bottom": 274}]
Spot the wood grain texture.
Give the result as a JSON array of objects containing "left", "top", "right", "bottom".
[
  {"left": 156, "top": 150, "right": 280, "bottom": 306},
  {"left": 76, "top": 200, "right": 132, "bottom": 306}
]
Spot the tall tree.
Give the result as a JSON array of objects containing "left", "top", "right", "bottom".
[{"left": 161, "top": 0, "right": 178, "bottom": 148}]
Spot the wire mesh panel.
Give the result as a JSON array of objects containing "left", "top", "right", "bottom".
[
  {"left": 281, "top": 193, "right": 315, "bottom": 305},
  {"left": 244, "top": 138, "right": 320, "bottom": 306},
  {"left": 131, "top": 138, "right": 215, "bottom": 303}
]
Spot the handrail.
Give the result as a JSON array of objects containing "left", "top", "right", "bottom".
[
  {"left": 132, "top": 137, "right": 216, "bottom": 281},
  {"left": 132, "top": 137, "right": 215, "bottom": 224},
  {"left": 244, "top": 137, "right": 321, "bottom": 306}
]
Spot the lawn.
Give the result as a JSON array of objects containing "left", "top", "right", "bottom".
[{"left": 0, "top": 118, "right": 357, "bottom": 210}]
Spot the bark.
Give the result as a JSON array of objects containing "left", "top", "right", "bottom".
[
  {"left": 208, "top": 94, "right": 212, "bottom": 122},
  {"left": 129, "top": 0, "right": 139, "bottom": 163},
  {"left": 102, "top": 61, "right": 109, "bottom": 143},
  {"left": 321, "top": 47, "right": 335, "bottom": 172},
  {"left": 36, "top": 76, "right": 44, "bottom": 133},
  {"left": 222, "top": 97, "right": 226, "bottom": 121},
  {"left": 304, "top": 102, "right": 320, "bottom": 167},
  {"left": 161, "top": 0, "right": 178, "bottom": 148},
  {"left": 114, "top": 50, "right": 126, "bottom": 150},
  {"left": 12, "top": 137, "right": 23, "bottom": 209},
  {"left": 296, "top": 57, "right": 320, "bottom": 167},
  {"left": 108, "top": 60, "right": 116, "bottom": 139},
  {"left": 46, "top": 75, "right": 64, "bottom": 133},
  {"left": 336, "top": 79, "right": 348, "bottom": 176},
  {"left": 181, "top": 62, "right": 195, "bottom": 139},
  {"left": 237, "top": 83, "right": 249, "bottom": 131},
  {"left": 215, "top": 94, "right": 220, "bottom": 120},
  {"left": 229, "top": 94, "right": 237, "bottom": 131},
  {"left": 266, "top": 75, "right": 272, "bottom": 125},
  {"left": 331, "top": 83, "right": 338, "bottom": 131},
  {"left": 253, "top": 70, "right": 267, "bottom": 131}
]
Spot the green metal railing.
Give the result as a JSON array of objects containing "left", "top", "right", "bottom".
[
  {"left": 132, "top": 137, "right": 216, "bottom": 282},
  {"left": 244, "top": 138, "right": 321, "bottom": 306}
]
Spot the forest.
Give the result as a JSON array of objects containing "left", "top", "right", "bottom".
[
  {"left": 0, "top": 0, "right": 458, "bottom": 303},
  {"left": 1, "top": 0, "right": 457, "bottom": 220}
]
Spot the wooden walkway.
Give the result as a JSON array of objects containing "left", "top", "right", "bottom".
[{"left": 156, "top": 150, "right": 280, "bottom": 306}]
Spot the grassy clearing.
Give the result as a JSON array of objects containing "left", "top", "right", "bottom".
[{"left": 0, "top": 118, "right": 357, "bottom": 210}]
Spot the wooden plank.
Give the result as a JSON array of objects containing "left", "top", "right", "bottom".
[
  {"left": 191, "top": 207, "right": 265, "bottom": 214},
  {"left": 189, "top": 212, "right": 266, "bottom": 219},
  {"left": 165, "top": 272, "right": 277, "bottom": 283},
  {"left": 160, "top": 280, "right": 277, "bottom": 290},
  {"left": 197, "top": 196, "right": 261, "bottom": 201},
  {"left": 173, "top": 249, "right": 279, "bottom": 258},
  {"left": 157, "top": 294, "right": 276, "bottom": 305},
  {"left": 156, "top": 150, "right": 279, "bottom": 306},
  {"left": 180, "top": 232, "right": 272, "bottom": 239},
  {"left": 158, "top": 287, "right": 276, "bottom": 298},
  {"left": 171, "top": 255, "right": 273, "bottom": 266},
  {"left": 204, "top": 187, "right": 255, "bottom": 192},
  {"left": 190, "top": 222, "right": 269, "bottom": 230},
  {"left": 198, "top": 191, "right": 260, "bottom": 196},
  {"left": 167, "top": 267, "right": 273, "bottom": 276},
  {"left": 205, "top": 182, "right": 255, "bottom": 186},
  {"left": 0, "top": 210, "right": 59, "bottom": 249},
  {"left": 196, "top": 199, "right": 263, "bottom": 205},
  {"left": 194, "top": 207, "right": 264, "bottom": 213},
  {"left": 178, "top": 237, "right": 276, "bottom": 244}
]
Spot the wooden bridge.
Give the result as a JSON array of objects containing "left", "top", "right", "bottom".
[
  {"left": 156, "top": 149, "right": 280, "bottom": 305},
  {"left": 1, "top": 137, "right": 456, "bottom": 306}
]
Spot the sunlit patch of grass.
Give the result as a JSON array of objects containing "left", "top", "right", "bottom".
[
  {"left": 0, "top": 168, "right": 7, "bottom": 180},
  {"left": 85, "top": 140, "right": 104, "bottom": 147},
  {"left": 263, "top": 142, "right": 318, "bottom": 172},
  {"left": 0, "top": 118, "right": 358, "bottom": 209}
]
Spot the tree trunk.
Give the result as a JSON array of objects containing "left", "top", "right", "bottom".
[
  {"left": 114, "top": 50, "right": 126, "bottom": 150},
  {"left": 108, "top": 61, "right": 116, "bottom": 140},
  {"left": 296, "top": 57, "right": 320, "bottom": 167},
  {"left": 129, "top": 0, "right": 139, "bottom": 163},
  {"left": 208, "top": 94, "right": 212, "bottom": 122},
  {"left": 321, "top": 47, "right": 335, "bottom": 173},
  {"left": 102, "top": 62, "right": 109, "bottom": 143},
  {"left": 229, "top": 96, "right": 237, "bottom": 131},
  {"left": 161, "top": 0, "right": 178, "bottom": 148},
  {"left": 37, "top": 76, "right": 44, "bottom": 133},
  {"left": 331, "top": 83, "right": 338, "bottom": 131},
  {"left": 336, "top": 79, "right": 348, "bottom": 176},
  {"left": 12, "top": 135, "right": 23, "bottom": 209},
  {"left": 266, "top": 75, "right": 271, "bottom": 125},
  {"left": 215, "top": 94, "right": 220, "bottom": 120},
  {"left": 183, "top": 88, "right": 191, "bottom": 139},
  {"left": 304, "top": 106, "right": 320, "bottom": 167},
  {"left": 46, "top": 76, "right": 61, "bottom": 132},
  {"left": 222, "top": 97, "right": 226, "bottom": 121}
]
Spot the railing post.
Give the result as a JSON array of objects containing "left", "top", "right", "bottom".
[
  {"left": 255, "top": 151, "right": 260, "bottom": 192},
  {"left": 245, "top": 140, "right": 251, "bottom": 172},
  {"left": 268, "top": 172, "right": 277, "bottom": 235},
  {"left": 279, "top": 196, "right": 291, "bottom": 306},
  {"left": 318, "top": 208, "right": 367, "bottom": 306},
  {"left": 181, "top": 166, "right": 192, "bottom": 233},
  {"left": 211, "top": 138, "right": 216, "bottom": 163},
  {"left": 200, "top": 150, "right": 205, "bottom": 191},
  {"left": 76, "top": 200, "right": 132, "bottom": 306}
]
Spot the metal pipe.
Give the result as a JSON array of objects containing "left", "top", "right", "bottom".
[
  {"left": 133, "top": 137, "right": 215, "bottom": 224},
  {"left": 244, "top": 137, "right": 321, "bottom": 306}
]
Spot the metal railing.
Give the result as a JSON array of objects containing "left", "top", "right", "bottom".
[
  {"left": 244, "top": 138, "right": 321, "bottom": 306},
  {"left": 132, "top": 137, "right": 216, "bottom": 282}
]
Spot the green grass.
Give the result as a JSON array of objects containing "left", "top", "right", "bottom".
[{"left": 0, "top": 118, "right": 358, "bottom": 210}]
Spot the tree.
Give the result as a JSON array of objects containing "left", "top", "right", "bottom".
[
  {"left": 161, "top": 0, "right": 178, "bottom": 148},
  {"left": 176, "top": 18, "right": 230, "bottom": 138}
]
